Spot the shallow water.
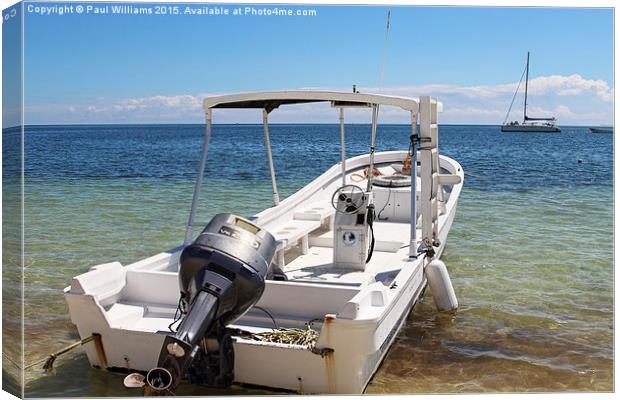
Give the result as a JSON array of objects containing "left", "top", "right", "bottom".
[{"left": 2, "top": 124, "right": 613, "bottom": 396}]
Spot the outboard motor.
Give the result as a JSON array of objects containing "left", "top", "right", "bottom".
[{"left": 141, "top": 214, "right": 276, "bottom": 395}]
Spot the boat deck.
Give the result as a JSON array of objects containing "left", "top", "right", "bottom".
[
  {"left": 87, "top": 158, "right": 450, "bottom": 337},
  {"left": 104, "top": 217, "right": 419, "bottom": 335},
  {"left": 283, "top": 221, "right": 416, "bottom": 287},
  {"left": 257, "top": 161, "right": 424, "bottom": 286}
]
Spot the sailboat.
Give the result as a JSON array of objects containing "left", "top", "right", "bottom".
[{"left": 501, "top": 52, "right": 561, "bottom": 132}]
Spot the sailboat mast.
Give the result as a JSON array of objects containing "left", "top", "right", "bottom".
[{"left": 523, "top": 51, "right": 530, "bottom": 120}]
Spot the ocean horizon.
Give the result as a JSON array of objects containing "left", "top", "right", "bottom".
[{"left": 4, "top": 122, "right": 614, "bottom": 130}]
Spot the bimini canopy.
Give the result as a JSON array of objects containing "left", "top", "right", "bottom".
[{"left": 202, "top": 90, "right": 424, "bottom": 113}]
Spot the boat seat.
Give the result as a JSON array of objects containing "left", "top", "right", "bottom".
[
  {"left": 293, "top": 202, "right": 335, "bottom": 224},
  {"left": 107, "top": 302, "right": 179, "bottom": 332},
  {"left": 105, "top": 303, "right": 145, "bottom": 329},
  {"left": 70, "top": 261, "right": 126, "bottom": 307},
  {"left": 123, "top": 270, "right": 180, "bottom": 305},
  {"left": 271, "top": 220, "right": 322, "bottom": 267}
]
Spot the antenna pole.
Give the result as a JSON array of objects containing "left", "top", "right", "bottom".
[
  {"left": 379, "top": 9, "right": 391, "bottom": 87},
  {"left": 367, "top": 104, "right": 379, "bottom": 193},
  {"left": 339, "top": 108, "right": 347, "bottom": 186}
]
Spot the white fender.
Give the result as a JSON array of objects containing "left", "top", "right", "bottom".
[{"left": 424, "top": 259, "right": 458, "bottom": 312}]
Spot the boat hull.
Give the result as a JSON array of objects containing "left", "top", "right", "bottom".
[
  {"left": 64, "top": 151, "right": 464, "bottom": 394},
  {"left": 501, "top": 125, "right": 561, "bottom": 132},
  {"left": 590, "top": 127, "right": 613, "bottom": 134}
]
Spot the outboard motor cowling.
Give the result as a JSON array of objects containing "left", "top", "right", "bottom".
[
  {"left": 178, "top": 213, "right": 276, "bottom": 327},
  {"left": 142, "top": 214, "right": 276, "bottom": 395}
]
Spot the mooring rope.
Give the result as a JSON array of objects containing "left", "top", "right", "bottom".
[{"left": 24, "top": 334, "right": 98, "bottom": 371}]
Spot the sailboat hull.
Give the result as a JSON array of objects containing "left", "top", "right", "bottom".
[{"left": 501, "top": 124, "right": 561, "bottom": 132}]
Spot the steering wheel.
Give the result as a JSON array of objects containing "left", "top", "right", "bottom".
[{"left": 331, "top": 185, "right": 366, "bottom": 214}]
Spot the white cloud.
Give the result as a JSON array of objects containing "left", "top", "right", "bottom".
[
  {"left": 366, "top": 83, "right": 508, "bottom": 99},
  {"left": 26, "top": 74, "right": 614, "bottom": 125},
  {"left": 365, "top": 74, "right": 614, "bottom": 103},
  {"left": 527, "top": 74, "right": 613, "bottom": 102},
  {"left": 527, "top": 104, "right": 609, "bottom": 121},
  {"left": 113, "top": 94, "right": 203, "bottom": 112},
  {"left": 86, "top": 105, "right": 108, "bottom": 113},
  {"left": 442, "top": 107, "right": 505, "bottom": 117}
]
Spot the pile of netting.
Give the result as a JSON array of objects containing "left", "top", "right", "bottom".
[{"left": 248, "top": 327, "right": 319, "bottom": 348}]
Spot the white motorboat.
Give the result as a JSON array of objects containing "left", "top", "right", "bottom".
[
  {"left": 501, "top": 52, "right": 561, "bottom": 133},
  {"left": 64, "top": 91, "right": 464, "bottom": 394}
]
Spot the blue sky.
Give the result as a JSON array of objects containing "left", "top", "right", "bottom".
[{"left": 6, "top": 3, "right": 615, "bottom": 125}]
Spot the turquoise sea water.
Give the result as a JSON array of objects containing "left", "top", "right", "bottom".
[{"left": 2, "top": 124, "right": 613, "bottom": 396}]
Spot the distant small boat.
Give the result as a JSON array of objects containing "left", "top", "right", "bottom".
[
  {"left": 590, "top": 127, "right": 613, "bottom": 134},
  {"left": 501, "top": 52, "right": 561, "bottom": 133}
]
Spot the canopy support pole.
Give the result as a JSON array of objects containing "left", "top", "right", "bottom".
[
  {"left": 409, "top": 110, "right": 418, "bottom": 258},
  {"left": 185, "top": 108, "right": 212, "bottom": 245},
  {"left": 339, "top": 108, "right": 346, "bottom": 186},
  {"left": 366, "top": 104, "right": 379, "bottom": 192},
  {"left": 263, "top": 109, "right": 280, "bottom": 206},
  {"left": 418, "top": 96, "right": 440, "bottom": 254}
]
